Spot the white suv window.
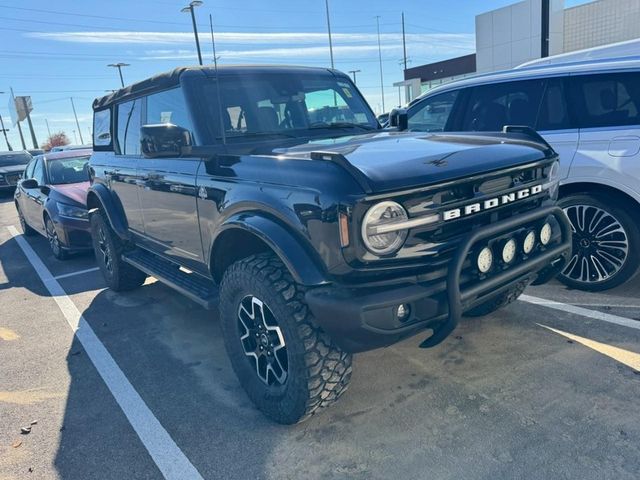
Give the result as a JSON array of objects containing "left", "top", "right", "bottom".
[{"left": 408, "top": 90, "right": 459, "bottom": 132}]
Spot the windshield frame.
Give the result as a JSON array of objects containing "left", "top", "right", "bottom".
[{"left": 182, "top": 70, "right": 380, "bottom": 145}]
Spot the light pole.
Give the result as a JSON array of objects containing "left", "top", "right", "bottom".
[
  {"left": 348, "top": 69, "right": 361, "bottom": 85},
  {"left": 325, "top": 0, "right": 335, "bottom": 69},
  {"left": 181, "top": 1, "right": 204, "bottom": 66},
  {"left": 107, "top": 62, "right": 129, "bottom": 88},
  {"left": 375, "top": 16, "right": 385, "bottom": 113},
  {"left": 70, "top": 98, "right": 84, "bottom": 144},
  {"left": 0, "top": 91, "right": 12, "bottom": 150}
]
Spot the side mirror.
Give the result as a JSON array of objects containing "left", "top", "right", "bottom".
[
  {"left": 388, "top": 108, "right": 408, "bottom": 131},
  {"left": 21, "top": 178, "right": 38, "bottom": 189},
  {"left": 140, "top": 124, "right": 193, "bottom": 158}
]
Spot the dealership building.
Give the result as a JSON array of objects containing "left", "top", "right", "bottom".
[{"left": 398, "top": 0, "right": 640, "bottom": 101}]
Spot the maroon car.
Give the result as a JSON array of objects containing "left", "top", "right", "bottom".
[{"left": 14, "top": 149, "right": 93, "bottom": 260}]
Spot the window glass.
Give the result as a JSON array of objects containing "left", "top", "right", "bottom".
[
  {"left": 408, "top": 90, "right": 459, "bottom": 132},
  {"left": 194, "top": 73, "right": 377, "bottom": 140},
  {"left": 24, "top": 159, "right": 36, "bottom": 179},
  {"left": 536, "top": 79, "right": 572, "bottom": 131},
  {"left": 31, "top": 158, "right": 44, "bottom": 185},
  {"left": 47, "top": 156, "right": 90, "bottom": 185},
  {"left": 93, "top": 108, "right": 111, "bottom": 146},
  {"left": 0, "top": 151, "right": 31, "bottom": 167},
  {"left": 462, "top": 80, "right": 545, "bottom": 131},
  {"left": 569, "top": 73, "right": 640, "bottom": 129},
  {"left": 117, "top": 99, "right": 142, "bottom": 155},
  {"left": 146, "top": 88, "right": 193, "bottom": 133}
]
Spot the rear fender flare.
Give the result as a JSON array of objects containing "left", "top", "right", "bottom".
[{"left": 86, "top": 183, "right": 129, "bottom": 239}]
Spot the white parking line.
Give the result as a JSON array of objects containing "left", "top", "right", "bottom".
[
  {"left": 520, "top": 294, "right": 640, "bottom": 331},
  {"left": 7, "top": 226, "right": 204, "bottom": 480},
  {"left": 53, "top": 267, "right": 100, "bottom": 280}
]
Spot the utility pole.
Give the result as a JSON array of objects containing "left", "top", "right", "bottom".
[
  {"left": 401, "top": 12, "right": 408, "bottom": 72},
  {"left": 45, "top": 118, "right": 51, "bottom": 138},
  {"left": 348, "top": 69, "right": 361, "bottom": 85},
  {"left": 0, "top": 114, "right": 12, "bottom": 151},
  {"left": 107, "top": 62, "right": 129, "bottom": 88},
  {"left": 70, "top": 97, "right": 84, "bottom": 144},
  {"left": 375, "top": 16, "right": 385, "bottom": 113},
  {"left": 10, "top": 88, "right": 26, "bottom": 150},
  {"left": 182, "top": 1, "right": 204, "bottom": 66},
  {"left": 209, "top": 14, "right": 218, "bottom": 65},
  {"left": 21, "top": 96, "right": 38, "bottom": 149},
  {"left": 325, "top": 0, "right": 335, "bottom": 69}
]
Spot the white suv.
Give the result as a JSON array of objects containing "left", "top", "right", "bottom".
[{"left": 405, "top": 57, "right": 640, "bottom": 291}]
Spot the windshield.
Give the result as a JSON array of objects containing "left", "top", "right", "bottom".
[
  {"left": 47, "top": 155, "right": 90, "bottom": 185},
  {"left": 0, "top": 152, "right": 31, "bottom": 167},
  {"left": 192, "top": 72, "right": 378, "bottom": 142}
]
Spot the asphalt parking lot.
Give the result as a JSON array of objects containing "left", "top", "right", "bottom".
[{"left": 1, "top": 191, "right": 639, "bottom": 480}]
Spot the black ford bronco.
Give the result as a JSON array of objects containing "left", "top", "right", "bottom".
[{"left": 88, "top": 65, "right": 571, "bottom": 424}]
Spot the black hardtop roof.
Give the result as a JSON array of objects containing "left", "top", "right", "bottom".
[{"left": 92, "top": 64, "right": 343, "bottom": 110}]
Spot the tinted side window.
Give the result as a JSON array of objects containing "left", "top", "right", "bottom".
[
  {"left": 536, "top": 78, "right": 572, "bottom": 131},
  {"left": 93, "top": 108, "right": 112, "bottom": 147},
  {"left": 117, "top": 99, "right": 142, "bottom": 155},
  {"left": 32, "top": 159, "right": 44, "bottom": 184},
  {"left": 569, "top": 72, "right": 640, "bottom": 129},
  {"left": 408, "top": 90, "right": 459, "bottom": 132},
  {"left": 146, "top": 88, "right": 194, "bottom": 135},
  {"left": 462, "top": 79, "right": 545, "bottom": 131},
  {"left": 24, "top": 159, "right": 36, "bottom": 179}
]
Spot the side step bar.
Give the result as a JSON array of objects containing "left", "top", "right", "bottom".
[{"left": 122, "top": 249, "right": 219, "bottom": 309}]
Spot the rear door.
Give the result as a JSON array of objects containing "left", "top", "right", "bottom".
[
  {"left": 23, "top": 158, "right": 46, "bottom": 232},
  {"left": 535, "top": 77, "right": 579, "bottom": 180},
  {"left": 136, "top": 87, "right": 205, "bottom": 272},
  {"left": 567, "top": 71, "right": 640, "bottom": 195}
]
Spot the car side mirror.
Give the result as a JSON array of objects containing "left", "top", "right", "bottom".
[
  {"left": 388, "top": 108, "right": 408, "bottom": 131},
  {"left": 21, "top": 178, "right": 38, "bottom": 189},
  {"left": 140, "top": 124, "right": 193, "bottom": 158}
]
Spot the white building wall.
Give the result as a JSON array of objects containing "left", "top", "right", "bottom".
[
  {"left": 476, "top": 0, "right": 565, "bottom": 73},
  {"left": 564, "top": 0, "right": 640, "bottom": 53}
]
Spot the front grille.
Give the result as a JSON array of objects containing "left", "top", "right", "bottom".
[{"left": 5, "top": 173, "right": 21, "bottom": 185}]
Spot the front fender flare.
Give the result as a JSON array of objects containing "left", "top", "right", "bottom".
[
  {"left": 214, "top": 214, "right": 329, "bottom": 286},
  {"left": 86, "top": 183, "right": 129, "bottom": 239}
]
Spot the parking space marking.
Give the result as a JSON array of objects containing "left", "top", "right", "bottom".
[
  {"left": 521, "top": 294, "right": 640, "bottom": 331},
  {"left": 539, "top": 324, "right": 640, "bottom": 371},
  {"left": 53, "top": 266, "right": 100, "bottom": 280},
  {"left": 7, "top": 226, "right": 204, "bottom": 480}
]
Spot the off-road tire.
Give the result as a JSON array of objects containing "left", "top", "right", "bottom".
[
  {"left": 45, "top": 215, "right": 68, "bottom": 260},
  {"left": 557, "top": 194, "right": 640, "bottom": 292},
  {"left": 464, "top": 280, "right": 528, "bottom": 317},
  {"left": 16, "top": 204, "right": 36, "bottom": 236},
  {"left": 90, "top": 211, "right": 147, "bottom": 291},
  {"left": 219, "top": 252, "right": 352, "bottom": 424}
]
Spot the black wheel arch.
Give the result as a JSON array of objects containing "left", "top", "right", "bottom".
[
  {"left": 210, "top": 213, "right": 329, "bottom": 287},
  {"left": 86, "top": 183, "right": 130, "bottom": 240},
  {"left": 560, "top": 182, "right": 640, "bottom": 221}
]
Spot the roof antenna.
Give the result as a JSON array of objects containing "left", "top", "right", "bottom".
[{"left": 210, "top": 12, "right": 226, "bottom": 145}]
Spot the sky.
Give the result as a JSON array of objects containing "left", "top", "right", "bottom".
[{"left": 0, "top": 0, "right": 591, "bottom": 150}]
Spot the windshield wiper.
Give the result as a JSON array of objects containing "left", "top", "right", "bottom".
[
  {"left": 224, "top": 131, "right": 299, "bottom": 139},
  {"left": 309, "top": 122, "right": 377, "bottom": 131}
]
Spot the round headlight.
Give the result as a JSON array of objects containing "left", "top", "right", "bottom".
[
  {"left": 540, "top": 223, "right": 552, "bottom": 246},
  {"left": 523, "top": 230, "right": 536, "bottom": 254},
  {"left": 361, "top": 201, "right": 409, "bottom": 255},
  {"left": 477, "top": 246, "right": 493, "bottom": 273},
  {"left": 502, "top": 239, "right": 517, "bottom": 264}
]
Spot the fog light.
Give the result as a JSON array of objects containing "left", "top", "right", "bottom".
[
  {"left": 502, "top": 238, "right": 517, "bottom": 264},
  {"left": 540, "top": 223, "right": 552, "bottom": 246},
  {"left": 477, "top": 246, "right": 493, "bottom": 273},
  {"left": 523, "top": 230, "right": 536, "bottom": 254},
  {"left": 397, "top": 304, "right": 411, "bottom": 321}
]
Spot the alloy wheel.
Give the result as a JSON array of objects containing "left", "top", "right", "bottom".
[
  {"left": 562, "top": 204, "right": 629, "bottom": 284},
  {"left": 97, "top": 225, "right": 113, "bottom": 274},
  {"left": 46, "top": 219, "right": 61, "bottom": 257},
  {"left": 237, "top": 295, "right": 288, "bottom": 386}
]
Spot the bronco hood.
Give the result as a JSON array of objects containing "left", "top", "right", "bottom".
[{"left": 277, "top": 131, "right": 551, "bottom": 193}]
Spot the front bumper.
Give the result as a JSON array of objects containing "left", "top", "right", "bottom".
[
  {"left": 54, "top": 215, "right": 92, "bottom": 251},
  {"left": 306, "top": 206, "right": 572, "bottom": 353}
]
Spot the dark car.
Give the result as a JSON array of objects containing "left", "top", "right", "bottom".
[
  {"left": 0, "top": 150, "right": 32, "bottom": 191},
  {"left": 14, "top": 149, "right": 93, "bottom": 259},
  {"left": 87, "top": 65, "right": 571, "bottom": 424}
]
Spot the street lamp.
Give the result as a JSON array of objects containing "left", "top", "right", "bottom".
[
  {"left": 107, "top": 62, "right": 130, "bottom": 88},
  {"left": 348, "top": 69, "right": 361, "bottom": 85},
  {"left": 181, "top": 1, "right": 204, "bottom": 66},
  {"left": 0, "top": 91, "right": 12, "bottom": 150}
]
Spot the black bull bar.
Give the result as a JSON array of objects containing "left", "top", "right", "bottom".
[{"left": 420, "top": 206, "right": 572, "bottom": 348}]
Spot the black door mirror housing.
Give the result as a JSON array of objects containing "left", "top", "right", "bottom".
[
  {"left": 140, "top": 124, "right": 193, "bottom": 158},
  {"left": 388, "top": 108, "right": 409, "bottom": 131},
  {"left": 21, "top": 178, "right": 38, "bottom": 189}
]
